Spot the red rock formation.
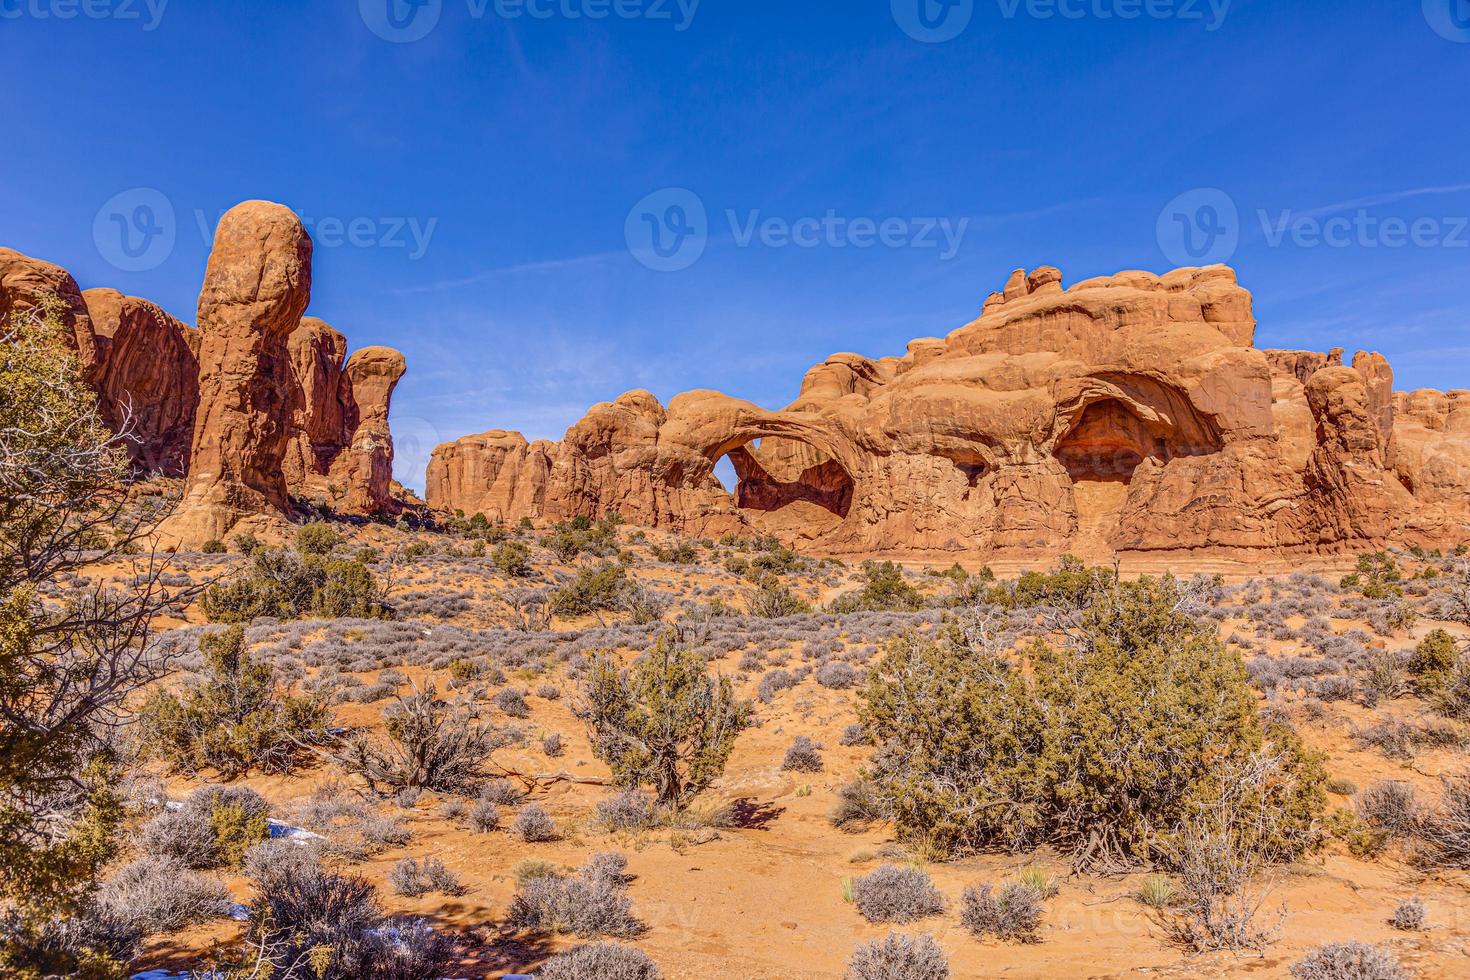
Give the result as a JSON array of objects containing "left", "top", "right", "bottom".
[
  {"left": 158, "top": 200, "right": 314, "bottom": 545},
  {"left": 0, "top": 247, "right": 97, "bottom": 365},
  {"left": 81, "top": 288, "right": 200, "bottom": 475},
  {"left": 281, "top": 317, "right": 407, "bottom": 516},
  {"left": 428, "top": 264, "right": 1470, "bottom": 558},
  {"left": 331, "top": 346, "right": 407, "bottom": 515},
  {"left": 425, "top": 430, "right": 554, "bottom": 523},
  {"left": 4, "top": 212, "right": 405, "bottom": 536}
]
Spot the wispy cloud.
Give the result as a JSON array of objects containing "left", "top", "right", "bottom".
[
  {"left": 1287, "top": 183, "right": 1470, "bottom": 221},
  {"left": 393, "top": 249, "right": 626, "bottom": 294}
]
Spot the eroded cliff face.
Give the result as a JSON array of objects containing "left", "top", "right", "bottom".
[
  {"left": 1, "top": 202, "right": 408, "bottom": 547},
  {"left": 429, "top": 265, "right": 1470, "bottom": 559}
]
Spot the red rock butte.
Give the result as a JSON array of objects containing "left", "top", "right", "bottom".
[{"left": 427, "top": 265, "right": 1470, "bottom": 560}]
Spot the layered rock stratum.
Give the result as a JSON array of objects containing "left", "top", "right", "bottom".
[
  {"left": 0, "top": 201, "right": 407, "bottom": 547},
  {"left": 428, "top": 265, "right": 1470, "bottom": 559}
]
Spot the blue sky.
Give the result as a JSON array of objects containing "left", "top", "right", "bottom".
[{"left": 4, "top": 0, "right": 1469, "bottom": 492}]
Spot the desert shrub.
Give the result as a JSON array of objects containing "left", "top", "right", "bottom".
[
  {"left": 1289, "top": 942, "right": 1407, "bottom": 980},
  {"left": 468, "top": 800, "right": 499, "bottom": 833},
  {"left": 839, "top": 722, "right": 868, "bottom": 746},
  {"left": 94, "top": 855, "right": 230, "bottom": 934},
  {"left": 505, "top": 858, "right": 640, "bottom": 937},
  {"left": 857, "top": 576, "right": 1326, "bottom": 865},
  {"left": 246, "top": 861, "right": 453, "bottom": 980},
  {"left": 850, "top": 865, "right": 943, "bottom": 924},
  {"left": 388, "top": 857, "right": 462, "bottom": 897},
  {"left": 845, "top": 932, "right": 949, "bottom": 980},
  {"left": 620, "top": 581, "right": 669, "bottom": 625},
  {"left": 200, "top": 545, "right": 387, "bottom": 623},
  {"left": 831, "top": 778, "right": 888, "bottom": 831},
  {"left": 479, "top": 778, "right": 524, "bottom": 806},
  {"left": 201, "top": 538, "right": 227, "bottom": 554},
  {"left": 1430, "top": 655, "right": 1470, "bottom": 721},
  {"left": 582, "top": 851, "right": 630, "bottom": 886},
  {"left": 1326, "top": 808, "right": 1389, "bottom": 859},
  {"left": 550, "top": 562, "right": 631, "bottom": 618},
  {"left": 960, "top": 881, "right": 1043, "bottom": 943},
  {"left": 595, "top": 790, "right": 657, "bottom": 832},
  {"left": 539, "top": 942, "right": 660, "bottom": 980},
  {"left": 990, "top": 555, "right": 1116, "bottom": 611},
  {"left": 1339, "top": 552, "right": 1404, "bottom": 598},
  {"left": 581, "top": 631, "right": 750, "bottom": 807},
  {"left": 492, "top": 687, "right": 531, "bottom": 718},
  {"left": 1390, "top": 896, "right": 1425, "bottom": 931},
  {"left": 335, "top": 685, "right": 495, "bottom": 794},
  {"left": 493, "top": 540, "right": 533, "bottom": 577},
  {"left": 242, "top": 838, "right": 320, "bottom": 890},
  {"left": 1409, "top": 629, "right": 1458, "bottom": 690},
  {"left": 1356, "top": 781, "right": 1417, "bottom": 837},
  {"left": 781, "top": 735, "right": 824, "bottom": 773},
  {"left": 1415, "top": 770, "right": 1470, "bottom": 868},
  {"left": 816, "top": 660, "right": 858, "bottom": 689},
  {"left": 138, "top": 808, "right": 220, "bottom": 869},
  {"left": 1135, "top": 875, "right": 1178, "bottom": 909},
  {"left": 140, "top": 625, "right": 332, "bottom": 777},
  {"left": 829, "top": 561, "right": 924, "bottom": 614},
  {"left": 511, "top": 804, "right": 557, "bottom": 842},
  {"left": 1358, "top": 651, "right": 1407, "bottom": 707},
  {"left": 542, "top": 732, "right": 565, "bottom": 757},
  {"left": 1160, "top": 812, "right": 1283, "bottom": 953},
  {"left": 757, "top": 668, "right": 797, "bottom": 702},
  {"left": 748, "top": 578, "right": 811, "bottom": 618},
  {"left": 295, "top": 522, "right": 344, "bottom": 556}
]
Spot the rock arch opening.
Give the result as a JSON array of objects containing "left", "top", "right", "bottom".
[{"left": 714, "top": 436, "right": 854, "bottom": 529}]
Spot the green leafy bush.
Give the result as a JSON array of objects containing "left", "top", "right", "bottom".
[
  {"left": 140, "top": 626, "right": 332, "bottom": 777},
  {"left": 581, "top": 631, "right": 750, "bottom": 807},
  {"left": 493, "top": 540, "right": 533, "bottom": 577},
  {"left": 551, "top": 561, "right": 631, "bottom": 618},
  {"left": 200, "top": 545, "right": 387, "bottom": 623},
  {"left": 293, "top": 522, "right": 344, "bottom": 555},
  {"left": 857, "top": 576, "right": 1326, "bottom": 866},
  {"left": 829, "top": 561, "right": 923, "bottom": 613}
]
